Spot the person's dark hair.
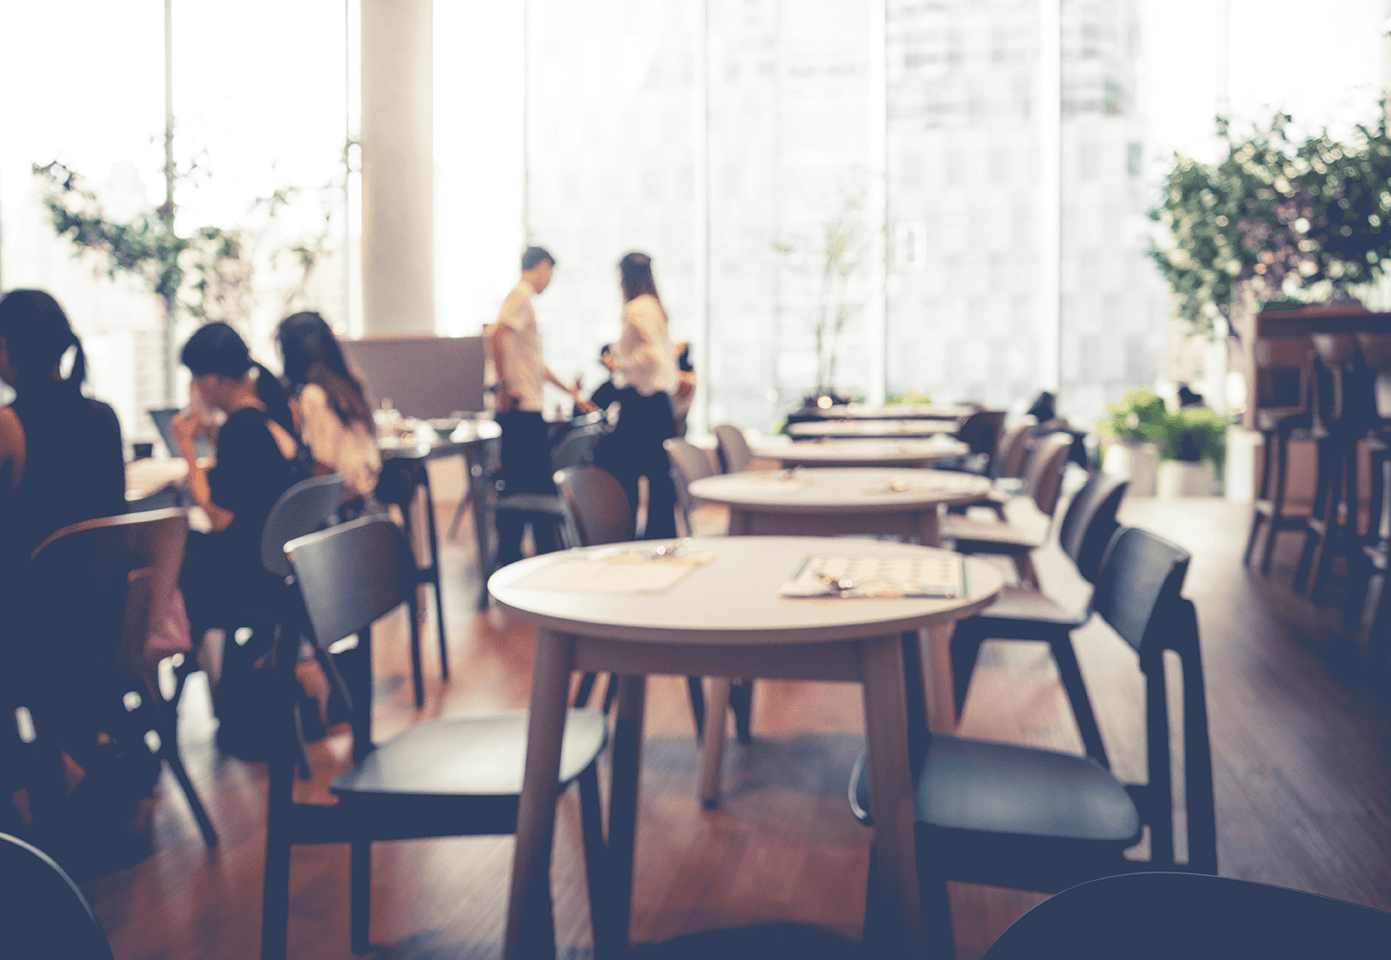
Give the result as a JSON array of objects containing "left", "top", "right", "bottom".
[
  {"left": 619, "top": 251, "right": 659, "bottom": 303},
  {"left": 0, "top": 289, "right": 86, "bottom": 391},
  {"left": 181, "top": 321, "right": 294, "bottom": 432},
  {"left": 599, "top": 343, "right": 612, "bottom": 361},
  {"left": 276, "top": 311, "right": 371, "bottom": 429},
  {"left": 521, "top": 246, "right": 555, "bottom": 272}
]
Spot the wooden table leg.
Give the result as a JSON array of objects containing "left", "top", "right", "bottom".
[
  {"left": 860, "top": 634, "right": 924, "bottom": 959},
  {"left": 918, "top": 507, "right": 941, "bottom": 548},
  {"left": 921, "top": 624, "right": 957, "bottom": 733},
  {"left": 503, "top": 629, "right": 575, "bottom": 960},
  {"left": 729, "top": 508, "right": 752, "bottom": 536},
  {"left": 608, "top": 673, "right": 648, "bottom": 956},
  {"left": 698, "top": 678, "right": 733, "bottom": 808}
]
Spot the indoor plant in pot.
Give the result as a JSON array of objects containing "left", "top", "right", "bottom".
[
  {"left": 1156, "top": 405, "right": 1228, "bottom": 497},
  {"left": 1099, "top": 388, "right": 1167, "bottom": 497}
]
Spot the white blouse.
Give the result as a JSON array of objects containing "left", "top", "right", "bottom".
[
  {"left": 296, "top": 383, "right": 382, "bottom": 499},
  {"left": 613, "top": 294, "right": 678, "bottom": 397}
]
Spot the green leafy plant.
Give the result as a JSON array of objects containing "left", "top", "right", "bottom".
[
  {"left": 884, "top": 390, "right": 933, "bottom": 406},
  {"left": 1160, "top": 406, "right": 1228, "bottom": 471},
  {"left": 1099, "top": 388, "right": 1169, "bottom": 445},
  {"left": 1149, "top": 110, "right": 1391, "bottom": 338}
]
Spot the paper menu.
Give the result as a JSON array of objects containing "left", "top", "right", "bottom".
[{"left": 781, "top": 554, "right": 965, "bottom": 599}]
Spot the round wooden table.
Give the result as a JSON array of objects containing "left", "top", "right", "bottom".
[
  {"left": 749, "top": 436, "right": 970, "bottom": 468},
  {"left": 490, "top": 536, "right": 1004, "bottom": 960},
  {"left": 689, "top": 467, "right": 991, "bottom": 546}
]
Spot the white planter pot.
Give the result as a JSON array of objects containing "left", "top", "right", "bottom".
[
  {"left": 1103, "top": 441, "right": 1159, "bottom": 497},
  {"left": 1156, "top": 459, "right": 1218, "bottom": 498}
]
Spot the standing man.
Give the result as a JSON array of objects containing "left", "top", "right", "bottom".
[{"left": 491, "top": 246, "right": 592, "bottom": 565}]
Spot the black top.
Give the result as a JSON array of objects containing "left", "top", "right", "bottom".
[
  {"left": 206, "top": 406, "right": 313, "bottom": 581},
  {"left": 2, "top": 382, "right": 125, "bottom": 570}
]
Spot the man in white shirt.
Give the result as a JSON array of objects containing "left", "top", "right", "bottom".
[{"left": 491, "top": 246, "right": 591, "bottom": 565}]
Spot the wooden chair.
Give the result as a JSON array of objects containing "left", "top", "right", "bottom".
[
  {"left": 554, "top": 465, "right": 713, "bottom": 734},
  {"left": 982, "top": 872, "right": 1391, "bottom": 960},
  {"left": 263, "top": 516, "right": 608, "bottom": 959},
  {"left": 713, "top": 423, "right": 754, "bottom": 473},
  {"left": 373, "top": 453, "right": 449, "bottom": 691},
  {"left": 949, "top": 473, "right": 1129, "bottom": 767},
  {"left": 664, "top": 437, "right": 720, "bottom": 536},
  {"left": 951, "top": 421, "right": 1034, "bottom": 519},
  {"left": 1243, "top": 335, "right": 1316, "bottom": 573},
  {"left": 941, "top": 432, "right": 1074, "bottom": 587},
  {"left": 24, "top": 509, "right": 218, "bottom": 848},
  {"left": 850, "top": 527, "right": 1215, "bottom": 959},
  {"left": 0, "top": 832, "right": 115, "bottom": 960}
]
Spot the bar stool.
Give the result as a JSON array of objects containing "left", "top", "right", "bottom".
[
  {"left": 1345, "top": 332, "right": 1391, "bottom": 640},
  {"left": 1243, "top": 335, "right": 1317, "bottom": 573},
  {"left": 1299, "top": 333, "right": 1372, "bottom": 600}
]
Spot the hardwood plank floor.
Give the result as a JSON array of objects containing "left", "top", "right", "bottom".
[{"left": 69, "top": 488, "right": 1391, "bottom": 959}]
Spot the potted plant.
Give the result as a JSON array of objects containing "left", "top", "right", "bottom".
[
  {"left": 1155, "top": 406, "right": 1228, "bottom": 497},
  {"left": 1098, "top": 388, "right": 1167, "bottom": 496}
]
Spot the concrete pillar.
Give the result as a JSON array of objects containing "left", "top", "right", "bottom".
[{"left": 361, "top": 0, "right": 435, "bottom": 334}]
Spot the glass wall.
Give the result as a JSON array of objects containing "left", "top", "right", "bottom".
[{"left": 0, "top": 0, "right": 351, "bottom": 446}]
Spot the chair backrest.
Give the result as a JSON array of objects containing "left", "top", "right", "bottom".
[
  {"left": 983, "top": 872, "right": 1391, "bottom": 960},
  {"left": 0, "top": 833, "right": 115, "bottom": 960},
  {"left": 1022, "top": 432, "right": 1074, "bottom": 517},
  {"left": 994, "top": 423, "right": 1034, "bottom": 480},
  {"left": 1056, "top": 473, "right": 1129, "bottom": 584},
  {"left": 713, "top": 424, "right": 753, "bottom": 473},
  {"left": 1253, "top": 335, "right": 1311, "bottom": 410},
  {"left": 286, "top": 517, "right": 421, "bottom": 757},
  {"left": 259, "top": 474, "right": 346, "bottom": 579},
  {"left": 554, "top": 466, "right": 635, "bottom": 546},
  {"left": 27, "top": 509, "right": 188, "bottom": 680},
  {"left": 1089, "top": 526, "right": 1212, "bottom": 871},
  {"left": 664, "top": 437, "right": 718, "bottom": 531},
  {"left": 955, "top": 410, "right": 1007, "bottom": 463},
  {"left": 550, "top": 419, "right": 608, "bottom": 472}
]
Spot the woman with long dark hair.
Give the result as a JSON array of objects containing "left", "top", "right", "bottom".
[
  {"left": 276, "top": 311, "right": 380, "bottom": 507},
  {"left": 594, "top": 252, "right": 680, "bottom": 538},
  {"left": 0, "top": 289, "right": 125, "bottom": 575},
  {"left": 172, "top": 322, "right": 311, "bottom": 633}
]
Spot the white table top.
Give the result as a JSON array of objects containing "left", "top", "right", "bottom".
[
  {"left": 688, "top": 468, "right": 991, "bottom": 514},
  {"left": 125, "top": 457, "right": 189, "bottom": 501},
  {"left": 786, "top": 419, "right": 960, "bottom": 439},
  {"left": 377, "top": 416, "right": 501, "bottom": 459},
  {"left": 489, "top": 536, "right": 1004, "bottom": 646},
  {"left": 749, "top": 436, "right": 969, "bottom": 467}
]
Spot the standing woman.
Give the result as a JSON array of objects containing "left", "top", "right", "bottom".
[
  {"left": 171, "top": 323, "right": 311, "bottom": 754},
  {"left": 276, "top": 311, "right": 380, "bottom": 515},
  {"left": 0, "top": 290, "right": 125, "bottom": 581},
  {"left": 596, "top": 252, "right": 680, "bottom": 539}
]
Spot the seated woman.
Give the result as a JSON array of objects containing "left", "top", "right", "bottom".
[
  {"left": 276, "top": 311, "right": 381, "bottom": 515},
  {"left": 172, "top": 323, "right": 311, "bottom": 754},
  {"left": 0, "top": 290, "right": 125, "bottom": 577}
]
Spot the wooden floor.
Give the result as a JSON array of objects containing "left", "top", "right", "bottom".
[{"left": 76, "top": 488, "right": 1391, "bottom": 959}]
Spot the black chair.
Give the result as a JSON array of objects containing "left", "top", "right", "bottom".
[
  {"left": 943, "top": 410, "right": 1007, "bottom": 476},
  {"left": 172, "top": 475, "right": 348, "bottom": 717},
  {"left": 950, "top": 472, "right": 1129, "bottom": 768},
  {"left": 941, "top": 432, "right": 1074, "bottom": 587},
  {"left": 982, "top": 873, "right": 1391, "bottom": 960},
  {"left": 373, "top": 452, "right": 450, "bottom": 695},
  {"left": 0, "top": 833, "right": 115, "bottom": 960},
  {"left": 262, "top": 516, "right": 608, "bottom": 959},
  {"left": 713, "top": 423, "right": 754, "bottom": 473},
  {"left": 850, "top": 526, "right": 1216, "bottom": 959},
  {"left": 554, "top": 465, "right": 713, "bottom": 735},
  {"left": 24, "top": 509, "right": 218, "bottom": 848}
]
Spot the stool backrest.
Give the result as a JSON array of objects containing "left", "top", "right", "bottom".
[{"left": 1253, "top": 335, "right": 1311, "bottom": 410}]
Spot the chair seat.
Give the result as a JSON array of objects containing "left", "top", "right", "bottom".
[
  {"left": 970, "top": 585, "right": 1088, "bottom": 632},
  {"left": 1254, "top": 406, "right": 1309, "bottom": 433},
  {"left": 332, "top": 709, "right": 605, "bottom": 798},
  {"left": 851, "top": 735, "right": 1139, "bottom": 845},
  {"left": 942, "top": 515, "right": 1045, "bottom": 554}
]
